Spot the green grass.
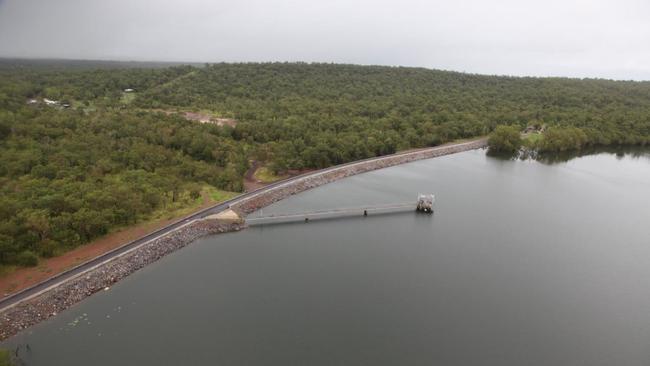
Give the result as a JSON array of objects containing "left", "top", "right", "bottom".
[
  {"left": 523, "top": 133, "right": 543, "bottom": 147},
  {"left": 207, "top": 187, "right": 238, "bottom": 202},
  {"left": 254, "top": 166, "right": 288, "bottom": 183},
  {"left": 109, "top": 186, "right": 237, "bottom": 227},
  {"left": 0, "top": 349, "right": 13, "bottom": 366},
  {"left": 148, "top": 186, "right": 238, "bottom": 221}
]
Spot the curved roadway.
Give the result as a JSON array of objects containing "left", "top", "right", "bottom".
[{"left": 0, "top": 139, "right": 486, "bottom": 312}]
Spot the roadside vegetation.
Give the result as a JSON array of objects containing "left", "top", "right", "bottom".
[
  {"left": 0, "top": 60, "right": 649, "bottom": 269},
  {"left": 0, "top": 349, "right": 12, "bottom": 366}
]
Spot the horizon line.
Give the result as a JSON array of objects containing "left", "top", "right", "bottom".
[{"left": 0, "top": 56, "right": 648, "bottom": 83}]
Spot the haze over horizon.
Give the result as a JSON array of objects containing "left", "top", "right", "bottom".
[{"left": 1, "top": 0, "right": 649, "bottom": 81}]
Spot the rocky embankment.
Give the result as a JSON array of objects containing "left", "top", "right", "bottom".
[
  {"left": 0, "top": 220, "right": 243, "bottom": 341},
  {"left": 232, "top": 139, "right": 487, "bottom": 214},
  {"left": 0, "top": 138, "right": 486, "bottom": 341}
]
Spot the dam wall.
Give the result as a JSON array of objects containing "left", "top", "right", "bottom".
[
  {"left": 232, "top": 139, "right": 487, "bottom": 215},
  {"left": 0, "top": 220, "right": 244, "bottom": 341},
  {"left": 0, "top": 138, "right": 486, "bottom": 341}
]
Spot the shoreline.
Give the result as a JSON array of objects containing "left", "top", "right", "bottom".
[
  {"left": 0, "top": 138, "right": 487, "bottom": 341},
  {"left": 231, "top": 139, "right": 488, "bottom": 215},
  {"left": 0, "top": 220, "right": 245, "bottom": 341}
]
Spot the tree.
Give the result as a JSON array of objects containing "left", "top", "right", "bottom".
[
  {"left": 1, "top": 60, "right": 650, "bottom": 269},
  {"left": 538, "top": 127, "right": 589, "bottom": 152},
  {"left": 488, "top": 125, "right": 522, "bottom": 154},
  {"left": 0, "top": 234, "right": 17, "bottom": 264}
]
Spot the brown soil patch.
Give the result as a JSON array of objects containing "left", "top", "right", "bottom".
[
  {"left": 183, "top": 112, "right": 237, "bottom": 127},
  {"left": 244, "top": 160, "right": 267, "bottom": 192},
  {"left": 146, "top": 109, "right": 237, "bottom": 127},
  {"left": 244, "top": 179, "right": 267, "bottom": 192}
]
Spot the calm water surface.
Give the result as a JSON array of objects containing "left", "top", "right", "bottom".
[{"left": 4, "top": 148, "right": 650, "bottom": 365}]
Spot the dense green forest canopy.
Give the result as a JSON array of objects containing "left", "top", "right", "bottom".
[
  {"left": 133, "top": 63, "right": 650, "bottom": 160},
  {"left": 0, "top": 60, "right": 649, "bottom": 267}
]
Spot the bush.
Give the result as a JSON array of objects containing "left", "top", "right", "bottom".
[
  {"left": 15, "top": 250, "right": 38, "bottom": 267},
  {"left": 188, "top": 183, "right": 202, "bottom": 200},
  {"left": 538, "top": 127, "right": 589, "bottom": 152},
  {"left": 488, "top": 125, "right": 522, "bottom": 154},
  {"left": 39, "top": 239, "right": 60, "bottom": 258}
]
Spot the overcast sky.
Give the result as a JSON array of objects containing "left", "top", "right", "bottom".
[{"left": 1, "top": 0, "right": 649, "bottom": 80}]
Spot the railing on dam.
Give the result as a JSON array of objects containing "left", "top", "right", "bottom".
[{"left": 246, "top": 202, "right": 418, "bottom": 226}]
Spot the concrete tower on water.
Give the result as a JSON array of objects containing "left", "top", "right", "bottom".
[{"left": 416, "top": 194, "right": 435, "bottom": 213}]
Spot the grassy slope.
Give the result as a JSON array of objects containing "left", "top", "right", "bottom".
[{"left": 253, "top": 167, "right": 289, "bottom": 183}]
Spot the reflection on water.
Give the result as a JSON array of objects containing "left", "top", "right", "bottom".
[
  {"left": 535, "top": 146, "right": 650, "bottom": 164},
  {"left": 3, "top": 148, "right": 650, "bottom": 366},
  {"left": 488, "top": 144, "right": 650, "bottom": 164}
]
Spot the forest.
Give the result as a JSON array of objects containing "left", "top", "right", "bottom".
[{"left": 1, "top": 60, "right": 649, "bottom": 267}]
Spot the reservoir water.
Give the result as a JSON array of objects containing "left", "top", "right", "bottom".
[{"left": 4, "top": 148, "right": 650, "bottom": 365}]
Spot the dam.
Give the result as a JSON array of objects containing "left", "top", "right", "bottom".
[
  {"left": 3, "top": 148, "right": 650, "bottom": 366},
  {"left": 0, "top": 140, "right": 482, "bottom": 342}
]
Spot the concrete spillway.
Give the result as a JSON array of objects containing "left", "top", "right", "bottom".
[{"left": 246, "top": 203, "right": 418, "bottom": 226}]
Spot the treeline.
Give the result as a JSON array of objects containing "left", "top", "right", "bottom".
[
  {"left": 135, "top": 63, "right": 650, "bottom": 162},
  {"left": 1, "top": 60, "right": 650, "bottom": 267}
]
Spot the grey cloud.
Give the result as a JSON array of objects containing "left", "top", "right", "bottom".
[{"left": 0, "top": 0, "right": 649, "bottom": 80}]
